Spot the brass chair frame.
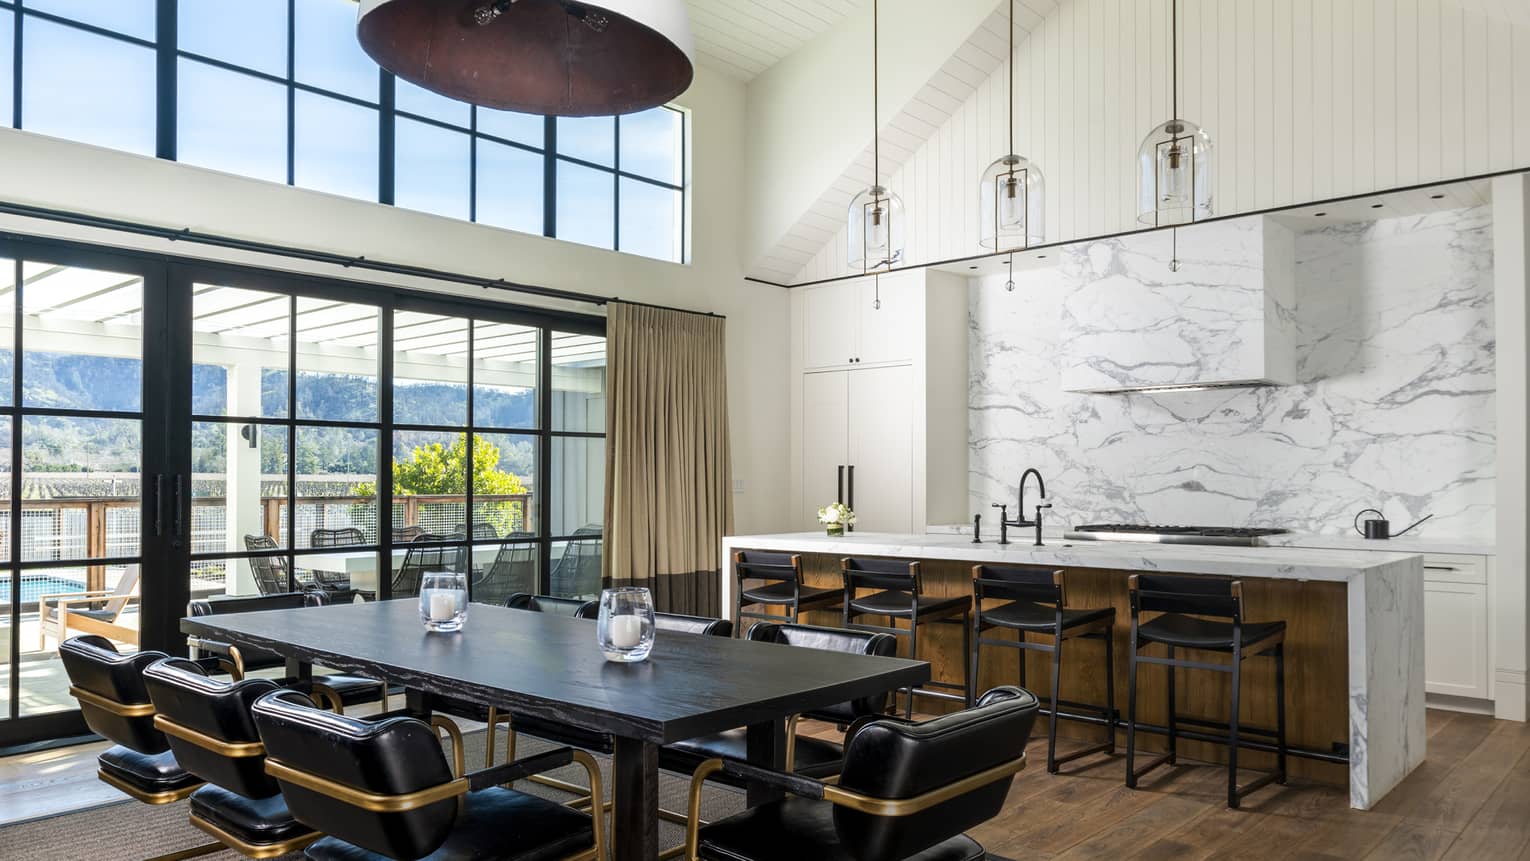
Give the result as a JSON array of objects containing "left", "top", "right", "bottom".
[
  {"left": 681, "top": 752, "right": 1026, "bottom": 860},
  {"left": 263, "top": 728, "right": 607, "bottom": 861}
]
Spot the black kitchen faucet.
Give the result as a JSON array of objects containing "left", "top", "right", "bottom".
[{"left": 993, "top": 468, "right": 1052, "bottom": 546}]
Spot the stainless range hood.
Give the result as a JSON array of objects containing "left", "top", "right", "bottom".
[{"left": 1058, "top": 216, "right": 1297, "bottom": 394}]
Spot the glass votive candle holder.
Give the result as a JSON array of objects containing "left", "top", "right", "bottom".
[
  {"left": 597, "top": 587, "right": 655, "bottom": 662},
  {"left": 419, "top": 570, "right": 468, "bottom": 632}
]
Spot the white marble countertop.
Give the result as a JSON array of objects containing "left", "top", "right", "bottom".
[
  {"left": 1259, "top": 532, "right": 1495, "bottom": 557},
  {"left": 725, "top": 531, "right": 1422, "bottom": 583}
]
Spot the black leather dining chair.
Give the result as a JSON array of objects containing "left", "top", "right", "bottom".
[
  {"left": 142, "top": 657, "right": 319, "bottom": 858},
  {"left": 684, "top": 686, "right": 1039, "bottom": 861},
  {"left": 188, "top": 592, "right": 393, "bottom": 712},
  {"left": 659, "top": 622, "right": 897, "bottom": 785},
  {"left": 505, "top": 592, "right": 596, "bottom": 616},
  {"left": 60, "top": 636, "right": 206, "bottom": 806},
  {"left": 251, "top": 689, "right": 606, "bottom": 861}
]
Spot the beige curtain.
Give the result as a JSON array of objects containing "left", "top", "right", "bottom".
[{"left": 603, "top": 302, "right": 733, "bottom": 616}]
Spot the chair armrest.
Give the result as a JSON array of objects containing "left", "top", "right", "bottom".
[
  {"left": 718, "top": 759, "right": 827, "bottom": 799},
  {"left": 38, "top": 589, "right": 119, "bottom": 607},
  {"left": 186, "top": 637, "right": 245, "bottom": 680},
  {"left": 466, "top": 747, "right": 574, "bottom": 791}
]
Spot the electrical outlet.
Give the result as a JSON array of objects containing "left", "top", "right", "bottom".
[{"left": 733, "top": 479, "right": 745, "bottom": 494}]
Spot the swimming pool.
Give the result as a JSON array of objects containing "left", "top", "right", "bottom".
[{"left": 2, "top": 575, "right": 88, "bottom": 605}]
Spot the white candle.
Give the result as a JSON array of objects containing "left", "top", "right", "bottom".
[
  {"left": 610, "top": 614, "right": 642, "bottom": 648},
  {"left": 429, "top": 592, "right": 456, "bottom": 622}
]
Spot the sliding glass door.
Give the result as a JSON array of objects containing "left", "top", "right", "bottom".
[
  {"left": 0, "top": 241, "right": 173, "bottom": 747},
  {"left": 0, "top": 236, "right": 604, "bottom": 749}
]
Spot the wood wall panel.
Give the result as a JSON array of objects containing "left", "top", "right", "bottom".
[
  {"left": 742, "top": 550, "right": 1351, "bottom": 786},
  {"left": 791, "top": 0, "right": 1530, "bottom": 284}
]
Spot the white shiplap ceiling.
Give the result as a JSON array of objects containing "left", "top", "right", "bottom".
[
  {"left": 747, "top": 1, "right": 1046, "bottom": 283},
  {"left": 686, "top": 0, "right": 862, "bottom": 80}
]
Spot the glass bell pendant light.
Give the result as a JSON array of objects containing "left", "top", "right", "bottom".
[
  {"left": 979, "top": 0, "right": 1044, "bottom": 250},
  {"left": 848, "top": 0, "right": 905, "bottom": 272},
  {"left": 1136, "top": 0, "right": 1212, "bottom": 225}
]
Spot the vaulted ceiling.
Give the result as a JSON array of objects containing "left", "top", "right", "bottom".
[{"left": 686, "top": 0, "right": 861, "bottom": 80}]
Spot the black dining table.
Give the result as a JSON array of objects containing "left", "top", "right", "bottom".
[{"left": 181, "top": 598, "right": 929, "bottom": 861}]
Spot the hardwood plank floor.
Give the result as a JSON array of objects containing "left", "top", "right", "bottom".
[
  {"left": 1, "top": 707, "right": 1524, "bottom": 858},
  {"left": 808, "top": 707, "right": 1529, "bottom": 860}
]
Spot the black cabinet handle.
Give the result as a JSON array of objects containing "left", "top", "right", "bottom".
[
  {"left": 1424, "top": 565, "right": 1460, "bottom": 572},
  {"left": 837, "top": 465, "right": 845, "bottom": 504},
  {"left": 847, "top": 465, "right": 855, "bottom": 512},
  {"left": 153, "top": 474, "right": 165, "bottom": 537},
  {"left": 173, "top": 474, "right": 185, "bottom": 543}
]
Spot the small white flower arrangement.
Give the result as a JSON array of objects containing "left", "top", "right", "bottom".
[{"left": 817, "top": 502, "right": 856, "bottom": 536}]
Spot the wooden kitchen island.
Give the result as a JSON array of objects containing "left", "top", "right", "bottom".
[{"left": 721, "top": 531, "right": 1426, "bottom": 810}]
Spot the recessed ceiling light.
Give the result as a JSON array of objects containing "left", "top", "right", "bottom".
[{"left": 1430, "top": 194, "right": 1445, "bottom": 200}]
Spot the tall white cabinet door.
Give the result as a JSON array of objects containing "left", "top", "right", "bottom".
[
  {"left": 856, "top": 278, "right": 920, "bottom": 365},
  {"left": 800, "top": 371, "right": 850, "bottom": 529},
  {"left": 802, "top": 285, "right": 861, "bottom": 370},
  {"left": 846, "top": 365, "right": 915, "bottom": 533}
]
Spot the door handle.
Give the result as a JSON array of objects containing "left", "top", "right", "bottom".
[
  {"left": 153, "top": 474, "right": 165, "bottom": 537},
  {"left": 173, "top": 474, "right": 185, "bottom": 546},
  {"left": 837, "top": 465, "right": 845, "bottom": 504},
  {"left": 847, "top": 465, "right": 855, "bottom": 530}
]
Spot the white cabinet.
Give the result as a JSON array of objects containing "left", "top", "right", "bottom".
[
  {"left": 798, "top": 366, "right": 916, "bottom": 533},
  {"left": 1421, "top": 553, "right": 1493, "bottom": 702},
  {"left": 801, "top": 277, "right": 919, "bottom": 370},
  {"left": 1424, "top": 581, "right": 1491, "bottom": 699},
  {"left": 790, "top": 269, "right": 969, "bottom": 534}
]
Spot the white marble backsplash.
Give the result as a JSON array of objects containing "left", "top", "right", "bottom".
[{"left": 970, "top": 206, "right": 1496, "bottom": 540}]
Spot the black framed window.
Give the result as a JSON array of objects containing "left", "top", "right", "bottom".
[{"left": 0, "top": 0, "right": 689, "bottom": 262}]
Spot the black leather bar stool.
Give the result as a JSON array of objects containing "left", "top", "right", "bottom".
[
  {"left": 142, "top": 657, "right": 320, "bottom": 858},
  {"left": 251, "top": 690, "right": 605, "bottom": 861},
  {"left": 733, "top": 550, "right": 840, "bottom": 633},
  {"left": 840, "top": 556, "right": 973, "bottom": 716},
  {"left": 683, "top": 686, "right": 1039, "bottom": 861},
  {"left": 1126, "top": 573, "right": 1288, "bottom": 808},
  {"left": 971, "top": 564, "right": 1116, "bottom": 773}
]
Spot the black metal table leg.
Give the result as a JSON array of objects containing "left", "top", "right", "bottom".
[
  {"left": 613, "top": 735, "right": 659, "bottom": 861},
  {"left": 745, "top": 718, "right": 786, "bottom": 807},
  {"left": 284, "top": 656, "right": 311, "bottom": 682}
]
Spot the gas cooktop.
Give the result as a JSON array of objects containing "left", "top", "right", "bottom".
[{"left": 1063, "top": 524, "right": 1291, "bottom": 547}]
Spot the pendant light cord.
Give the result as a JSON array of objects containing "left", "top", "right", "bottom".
[
  {"left": 1007, "top": 0, "right": 1014, "bottom": 156},
  {"left": 1171, "top": 0, "right": 1178, "bottom": 123},
  {"left": 873, "top": 0, "right": 880, "bottom": 188}
]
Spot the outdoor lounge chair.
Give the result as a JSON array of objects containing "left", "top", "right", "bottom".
[{"left": 39, "top": 565, "right": 142, "bottom": 649}]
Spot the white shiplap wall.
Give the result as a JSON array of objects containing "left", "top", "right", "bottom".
[{"left": 792, "top": 0, "right": 1530, "bottom": 283}]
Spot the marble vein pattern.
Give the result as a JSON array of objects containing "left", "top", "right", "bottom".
[
  {"left": 1059, "top": 217, "right": 1295, "bottom": 392},
  {"left": 970, "top": 206, "right": 1496, "bottom": 540}
]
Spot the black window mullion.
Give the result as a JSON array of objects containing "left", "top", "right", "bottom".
[
  {"left": 612, "top": 116, "right": 621, "bottom": 252},
  {"left": 8, "top": 257, "right": 22, "bottom": 719},
  {"left": 468, "top": 108, "right": 478, "bottom": 224},
  {"left": 537, "top": 328, "right": 552, "bottom": 593},
  {"left": 154, "top": 0, "right": 175, "bottom": 161},
  {"left": 542, "top": 116, "right": 556, "bottom": 239},
  {"left": 10, "top": 6, "right": 19, "bottom": 129},
  {"left": 379, "top": 70, "right": 395, "bottom": 206},
  {"left": 378, "top": 305, "right": 394, "bottom": 595},
  {"left": 463, "top": 318, "right": 474, "bottom": 558},
  {"left": 285, "top": 294, "right": 297, "bottom": 590},
  {"left": 285, "top": 0, "right": 295, "bottom": 186}
]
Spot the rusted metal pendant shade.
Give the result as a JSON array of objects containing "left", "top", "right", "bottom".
[{"left": 357, "top": 0, "right": 695, "bottom": 116}]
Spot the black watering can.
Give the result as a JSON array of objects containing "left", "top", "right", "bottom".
[{"left": 1353, "top": 508, "right": 1433, "bottom": 540}]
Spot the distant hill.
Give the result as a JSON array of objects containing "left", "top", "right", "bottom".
[{"left": 12, "top": 354, "right": 537, "bottom": 484}]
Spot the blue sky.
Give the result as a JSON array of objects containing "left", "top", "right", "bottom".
[{"left": 3, "top": 0, "right": 683, "bottom": 261}]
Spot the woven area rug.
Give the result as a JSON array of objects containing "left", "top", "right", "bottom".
[{"left": 0, "top": 726, "right": 745, "bottom": 860}]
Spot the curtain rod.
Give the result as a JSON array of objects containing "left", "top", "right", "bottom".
[{"left": 0, "top": 199, "right": 724, "bottom": 320}]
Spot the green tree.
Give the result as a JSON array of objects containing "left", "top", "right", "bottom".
[{"left": 356, "top": 434, "right": 528, "bottom": 534}]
